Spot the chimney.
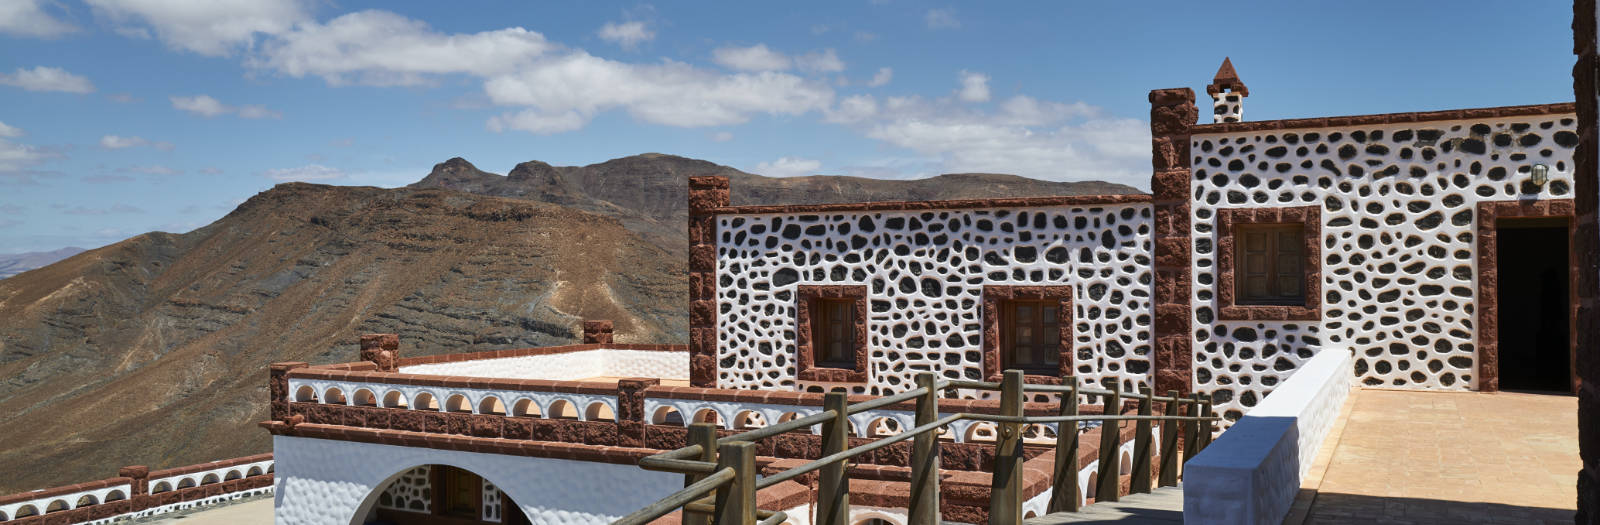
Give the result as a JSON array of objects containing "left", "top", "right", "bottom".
[
  {"left": 1206, "top": 57, "right": 1249, "bottom": 123},
  {"left": 359, "top": 333, "right": 401, "bottom": 372},
  {"left": 582, "top": 320, "right": 614, "bottom": 344}
]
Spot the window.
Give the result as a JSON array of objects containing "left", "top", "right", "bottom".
[
  {"left": 1214, "top": 206, "right": 1321, "bottom": 321},
  {"left": 1002, "top": 300, "right": 1061, "bottom": 375},
  {"left": 812, "top": 299, "right": 856, "bottom": 368},
  {"left": 795, "top": 285, "right": 869, "bottom": 382},
  {"left": 1235, "top": 223, "right": 1305, "bottom": 305}
]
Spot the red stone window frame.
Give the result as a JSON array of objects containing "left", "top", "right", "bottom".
[
  {"left": 982, "top": 285, "right": 1073, "bottom": 383},
  {"left": 1474, "top": 199, "right": 1576, "bottom": 393},
  {"left": 1215, "top": 206, "right": 1322, "bottom": 321},
  {"left": 795, "top": 285, "right": 870, "bottom": 383}
]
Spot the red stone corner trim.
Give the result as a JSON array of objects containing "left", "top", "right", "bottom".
[
  {"left": 981, "top": 285, "right": 1073, "bottom": 383},
  {"left": 1474, "top": 199, "right": 1576, "bottom": 393},
  {"left": 1214, "top": 206, "right": 1322, "bottom": 321},
  {"left": 794, "top": 285, "right": 870, "bottom": 383}
]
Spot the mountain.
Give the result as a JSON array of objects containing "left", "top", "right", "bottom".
[
  {"left": 0, "top": 247, "right": 86, "bottom": 280},
  {"left": 0, "top": 154, "right": 1141, "bottom": 493}
]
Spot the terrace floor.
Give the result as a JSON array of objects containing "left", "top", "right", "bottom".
[{"left": 1288, "top": 388, "right": 1578, "bottom": 525}]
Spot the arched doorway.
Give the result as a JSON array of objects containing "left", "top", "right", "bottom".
[{"left": 358, "top": 465, "right": 531, "bottom": 525}]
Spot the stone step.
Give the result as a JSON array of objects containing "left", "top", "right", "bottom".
[{"left": 1023, "top": 484, "right": 1184, "bottom": 524}]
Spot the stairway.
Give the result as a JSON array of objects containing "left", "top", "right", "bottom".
[{"left": 1023, "top": 484, "right": 1184, "bottom": 524}]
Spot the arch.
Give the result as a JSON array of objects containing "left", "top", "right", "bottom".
[
  {"left": 294, "top": 385, "right": 316, "bottom": 402},
  {"left": 152, "top": 481, "right": 172, "bottom": 493},
  {"left": 0, "top": 510, "right": 8, "bottom": 521},
  {"left": 651, "top": 406, "right": 684, "bottom": 425},
  {"left": 851, "top": 515, "right": 900, "bottom": 525},
  {"left": 478, "top": 397, "right": 506, "bottom": 415},
  {"left": 691, "top": 408, "right": 721, "bottom": 426},
  {"left": 444, "top": 394, "right": 472, "bottom": 413},
  {"left": 323, "top": 387, "right": 347, "bottom": 405},
  {"left": 75, "top": 494, "right": 98, "bottom": 507},
  {"left": 547, "top": 400, "right": 578, "bottom": 420},
  {"left": 382, "top": 390, "right": 409, "bottom": 408},
  {"left": 412, "top": 392, "right": 439, "bottom": 411},
  {"left": 1025, "top": 510, "right": 1039, "bottom": 519},
  {"left": 104, "top": 490, "right": 126, "bottom": 502},
  {"left": 267, "top": 464, "right": 274, "bottom": 473},
  {"left": 13, "top": 505, "right": 37, "bottom": 518},
  {"left": 225, "top": 469, "right": 243, "bottom": 481},
  {"left": 351, "top": 389, "right": 378, "bottom": 407},
  {"left": 733, "top": 410, "right": 767, "bottom": 430},
  {"left": 1120, "top": 449, "right": 1133, "bottom": 476},
  {"left": 247, "top": 466, "right": 264, "bottom": 477},
  {"left": 1022, "top": 423, "right": 1057, "bottom": 444},
  {"left": 585, "top": 402, "right": 615, "bottom": 422},
  {"left": 201, "top": 473, "right": 220, "bottom": 485},
  {"left": 964, "top": 422, "right": 999, "bottom": 443},
  {"left": 352, "top": 464, "right": 533, "bottom": 525},
  {"left": 777, "top": 412, "right": 801, "bottom": 423},
  {"left": 177, "top": 478, "right": 197, "bottom": 489},
  {"left": 1085, "top": 471, "right": 1098, "bottom": 502},
  {"left": 866, "top": 417, "right": 903, "bottom": 437},
  {"left": 511, "top": 398, "right": 541, "bottom": 418},
  {"left": 45, "top": 500, "right": 68, "bottom": 513}
]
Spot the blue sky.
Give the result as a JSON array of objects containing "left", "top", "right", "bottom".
[{"left": 0, "top": 0, "right": 1578, "bottom": 253}]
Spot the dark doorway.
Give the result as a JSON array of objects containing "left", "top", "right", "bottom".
[{"left": 1495, "top": 218, "right": 1571, "bottom": 392}]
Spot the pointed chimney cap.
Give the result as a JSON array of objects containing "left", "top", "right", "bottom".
[{"left": 1206, "top": 57, "right": 1248, "bottom": 97}]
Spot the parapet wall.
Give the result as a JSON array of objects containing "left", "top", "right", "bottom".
[{"left": 0, "top": 454, "right": 274, "bottom": 524}]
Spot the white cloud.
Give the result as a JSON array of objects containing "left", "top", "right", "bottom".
[
  {"left": 98, "top": 135, "right": 173, "bottom": 151},
  {"left": 710, "top": 131, "right": 734, "bottom": 142},
  {"left": 483, "top": 51, "right": 833, "bottom": 131},
  {"left": 925, "top": 8, "right": 960, "bottom": 29},
  {"left": 712, "top": 44, "right": 791, "bottom": 72},
  {"left": 262, "top": 164, "right": 343, "bottom": 182},
  {"left": 170, "top": 94, "right": 281, "bottom": 118},
  {"left": 251, "top": 10, "right": 555, "bottom": 86},
  {"left": 0, "top": 0, "right": 78, "bottom": 38},
  {"left": 0, "top": 121, "right": 22, "bottom": 138},
  {"left": 0, "top": 139, "right": 55, "bottom": 175},
  {"left": 0, "top": 66, "right": 94, "bottom": 93},
  {"left": 796, "top": 49, "right": 844, "bottom": 73},
  {"left": 754, "top": 157, "right": 822, "bottom": 178},
  {"left": 957, "top": 70, "right": 990, "bottom": 102},
  {"left": 86, "top": 0, "right": 310, "bottom": 56},
  {"left": 868, "top": 67, "right": 893, "bottom": 87},
  {"left": 597, "top": 20, "right": 653, "bottom": 50}
]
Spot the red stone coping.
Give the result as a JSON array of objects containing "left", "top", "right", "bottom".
[
  {"left": 0, "top": 477, "right": 132, "bottom": 506},
  {"left": 285, "top": 368, "right": 623, "bottom": 396},
  {"left": 706, "top": 194, "right": 1153, "bottom": 216},
  {"left": 147, "top": 453, "right": 274, "bottom": 480},
  {"left": 1, "top": 476, "right": 275, "bottom": 525},
  {"left": 642, "top": 385, "right": 1120, "bottom": 416},
  {"left": 1192, "top": 102, "right": 1576, "bottom": 135},
  {"left": 392, "top": 343, "right": 688, "bottom": 367},
  {"left": 264, "top": 420, "right": 676, "bottom": 466}
]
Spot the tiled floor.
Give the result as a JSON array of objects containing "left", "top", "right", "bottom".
[{"left": 1294, "top": 388, "right": 1578, "bottom": 524}]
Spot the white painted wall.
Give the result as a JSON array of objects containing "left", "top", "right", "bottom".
[
  {"left": 399, "top": 349, "right": 688, "bottom": 380},
  {"left": 272, "top": 436, "right": 680, "bottom": 525},
  {"left": 1182, "top": 346, "right": 1353, "bottom": 525}
]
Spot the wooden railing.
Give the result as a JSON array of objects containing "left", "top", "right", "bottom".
[{"left": 612, "top": 370, "right": 1219, "bottom": 525}]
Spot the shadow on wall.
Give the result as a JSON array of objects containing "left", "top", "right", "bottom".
[{"left": 1301, "top": 493, "right": 1573, "bottom": 524}]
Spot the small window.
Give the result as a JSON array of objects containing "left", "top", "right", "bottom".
[
  {"left": 1235, "top": 223, "right": 1305, "bottom": 305},
  {"left": 438, "top": 466, "right": 481, "bottom": 518},
  {"left": 812, "top": 298, "right": 856, "bottom": 368},
  {"left": 1001, "top": 299, "right": 1060, "bottom": 375}
]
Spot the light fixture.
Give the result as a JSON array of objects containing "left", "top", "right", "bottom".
[{"left": 1531, "top": 164, "right": 1550, "bottom": 187}]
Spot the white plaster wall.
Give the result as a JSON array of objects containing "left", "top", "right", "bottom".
[
  {"left": 1190, "top": 115, "right": 1578, "bottom": 420},
  {"left": 148, "top": 458, "right": 275, "bottom": 492},
  {"left": 716, "top": 205, "right": 1154, "bottom": 395},
  {"left": 1182, "top": 345, "right": 1353, "bottom": 525},
  {"left": 272, "top": 436, "right": 680, "bottom": 525},
  {"left": 0, "top": 484, "right": 132, "bottom": 520},
  {"left": 399, "top": 349, "right": 688, "bottom": 380}
]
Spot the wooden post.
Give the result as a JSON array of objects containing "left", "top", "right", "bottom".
[
  {"left": 1096, "top": 387, "right": 1121, "bottom": 503},
  {"left": 1048, "top": 376, "right": 1081, "bottom": 513},
  {"left": 684, "top": 423, "right": 718, "bottom": 525},
  {"left": 817, "top": 392, "right": 850, "bottom": 525},
  {"left": 1130, "top": 386, "right": 1153, "bottom": 494},
  {"left": 1157, "top": 390, "right": 1180, "bottom": 487},
  {"left": 1183, "top": 393, "right": 1202, "bottom": 464},
  {"left": 712, "top": 441, "right": 756, "bottom": 525},
  {"left": 910, "top": 373, "right": 940, "bottom": 525},
  {"left": 989, "top": 370, "right": 1025, "bottom": 525},
  {"left": 1198, "top": 398, "right": 1215, "bottom": 452}
]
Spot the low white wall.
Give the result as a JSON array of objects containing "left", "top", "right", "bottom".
[
  {"left": 399, "top": 349, "right": 688, "bottom": 381},
  {"left": 1183, "top": 346, "right": 1353, "bottom": 525},
  {"left": 272, "top": 436, "right": 680, "bottom": 525}
]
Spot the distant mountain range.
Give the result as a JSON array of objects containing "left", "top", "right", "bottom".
[
  {"left": 0, "top": 154, "right": 1140, "bottom": 493},
  {"left": 0, "top": 247, "right": 86, "bottom": 280}
]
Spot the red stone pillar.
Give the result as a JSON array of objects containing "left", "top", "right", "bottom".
[
  {"left": 582, "top": 320, "right": 615, "bottom": 344},
  {"left": 1572, "top": 0, "right": 1600, "bottom": 521},
  {"left": 359, "top": 333, "right": 400, "bottom": 372},
  {"left": 1148, "top": 88, "right": 1198, "bottom": 396},
  {"left": 688, "top": 176, "right": 729, "bottom": 387},
  {"left": 119, "top": 465, "right": 149, "bottom": 496},
  {"left": 616, "top": 378, "right": 660, "bottom": 447},
  {"left": 269, "top": 361, "right": 309, "bottom": 421}
]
